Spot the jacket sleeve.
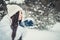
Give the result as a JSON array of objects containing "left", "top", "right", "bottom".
[{"left": 0, "top": 15, "right": 12, "bottom": 40}]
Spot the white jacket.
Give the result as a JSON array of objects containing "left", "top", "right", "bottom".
[{"left": 0, "top": 4, "right": 26, "bottom": 40}]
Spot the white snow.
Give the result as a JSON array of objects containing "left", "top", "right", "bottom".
[
  {"left": 0, "top": 16, "right": 60, "bottom": 40},
  {"left": 0, "top": 7, "right": 60, "bottom": 40},
  {"left": 22, "top": 22, "right": 60, "bottom": 40},
  {"left": 51, "top": 22, "right": 60, "bottom": 32},
  {"left": 22, "top": 29, "right": 60, "bottom": 40},
  {"left": 10, "top": 0, "right": 25, "bottom": 4}
]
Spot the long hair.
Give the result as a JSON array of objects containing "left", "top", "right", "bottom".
[{"left": 10, "top": 11, "right": 19, "bottom": 40}]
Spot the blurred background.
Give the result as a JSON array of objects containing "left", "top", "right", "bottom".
[{"left": 0, "top": 0, "right": 60, "bottom": 30}]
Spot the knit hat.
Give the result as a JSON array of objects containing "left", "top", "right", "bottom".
[{"left": 7, "top": 4, "right": 25, "bottom": 18}]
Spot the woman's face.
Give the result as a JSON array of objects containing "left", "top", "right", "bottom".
[{"left": 18, "top": 11, "right": 23, "bottom": 20}]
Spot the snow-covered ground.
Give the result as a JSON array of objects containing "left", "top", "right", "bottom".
[
  {"left": 0, "top": 4, "right": 60, "bottom": 40},
  {"left": 22, "top": 28, "right": 60, "bottom": 40},
  {"left": 0, "top": 15, "right": 60, "bottom": 40},
  {"left": 22, "top": 22, "right": 60, "bottom": 40},
  {"left": 51, "top": 22, "right": 60, "bottom": 32}
]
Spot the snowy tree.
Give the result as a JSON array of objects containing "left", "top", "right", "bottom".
[
  {"left": 20, "top": 0, "right": 58, "bottom": 30},
  {"left": 0, "top": 0, "right": 7, "bottom": 21}
]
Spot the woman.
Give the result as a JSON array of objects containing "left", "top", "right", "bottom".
[
  {"left": 0, "top": 4, "right": 26, "bottom": 40},
  {"left": 8, "top": 5, "right": 26, "bottom": 40}
]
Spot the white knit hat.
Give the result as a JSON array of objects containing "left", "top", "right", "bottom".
[{"left": 7, "top": 4, "right": 25, "bottom": 18}]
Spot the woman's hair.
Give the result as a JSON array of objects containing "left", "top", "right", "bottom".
[{"left": 10, "top": 11, "right": 19, "bottom": 40}]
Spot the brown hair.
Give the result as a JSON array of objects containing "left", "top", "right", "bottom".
[{"left": 10, "top": 11, "right": 19, "bottom": 40}]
